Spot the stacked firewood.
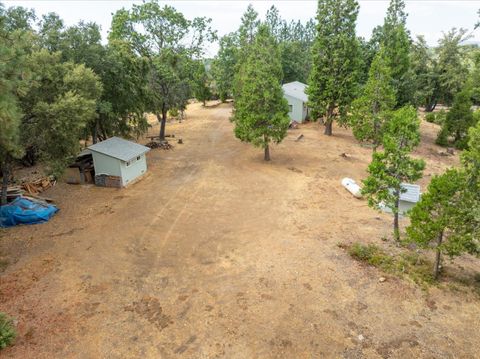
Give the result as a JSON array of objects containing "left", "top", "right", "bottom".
[
  {"left": 145, "top": 141, "right": 174, "bottom": 150},
  {"left": 4, "top": 176, "right": 55, "bottom": 203}
]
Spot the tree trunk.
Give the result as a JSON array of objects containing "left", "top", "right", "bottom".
[
  {"left": 324, "top": 121, "right": 333, "bottom": 136},
  {"left": 434, "top": 231, "right": 444, "bottom": 280},
  {"left": 393, "top": 189, "right": 400, "bottom": 241},
  {"left": 92, "top": 120, "right": 98, "bottom": 144},
  {"left": 264, "top": 135, "right": 270, "bottom": 161},
  {"left": 264, "top": 144, "right": 270, "bottom": 161},
  {"left": 158, "top": 107, "right": 167, "bottom": 141},
  {"left": 425, "top": 100, "right": 437, "bottom": 113},
  {"left": 324, "top": 104, "right": 334, "bottom": 136},
  {"left": 1, "top": 160, "right": 9, "bottom": 206}
]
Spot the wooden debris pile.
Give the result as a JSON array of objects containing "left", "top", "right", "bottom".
[
  {"left": 4, "top": 176, "right": 56, "bottom": 203},
  {"left": 146, "top": 141, "right": 174, "bottom": 150},
  {"left": 22, "top": 176, "right": 56, "bottom": 194}
]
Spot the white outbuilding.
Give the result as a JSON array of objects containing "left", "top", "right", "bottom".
[
  {"left": 380, "top": 183, "right": 421, "bottom": 215},
  {"left": 87, "top": 137, "right": 150, "bottom": 188},
  {"left": 282, "top": 81, "right": 309, "bottom": 123}
]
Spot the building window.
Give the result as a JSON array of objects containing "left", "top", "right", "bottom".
[{"left": 288, "top": 105, "right": 293, "bottom": 113}]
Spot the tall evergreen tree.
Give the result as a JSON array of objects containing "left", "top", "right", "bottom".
[
  {"left": 0, "top": 16, "right": 29, "bottom": 204},
  {"left": 362, "top": 106, "right": 425, "bottom": 241},
  {"left": 307, "top": 0, "right": 360, "bottom": 136},
  {"left": 349, "top": 48, "right": 395, "bottom": 150},
  {"left": 436, "top": 87, "right": 475, "bottom": 149},
  {"left": 436, "top": 28, "right": 470, "bottom": 106},
  {"left": 410, "top": 36, "right": 440, "bottom": 112},
  {"left": 381, "top": 0, "right": 412, "bottom": 107},
  {"left": 232, "top": 25, "right": 289, "bottom": 161},
  {"left": 211, "top": 33, "right": 238, "bottom": 102},
  {"left": 407, "top": 169, "right": 469, "bottom": 279}
]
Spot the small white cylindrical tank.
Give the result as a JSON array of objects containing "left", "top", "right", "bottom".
[{"left": 341, "top": 178, "right": 362, "bottom": 199}]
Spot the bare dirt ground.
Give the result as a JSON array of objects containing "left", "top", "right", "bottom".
[{"left": 1, "top": 102, "right": 479, "bottom": 358}]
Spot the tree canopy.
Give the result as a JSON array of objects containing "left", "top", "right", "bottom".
[
  {"left": 307, "top": 0, "right": 360, "bottom": 136},
  {"left": 232, "top": 25, "right": 290, "bottom": 161}
]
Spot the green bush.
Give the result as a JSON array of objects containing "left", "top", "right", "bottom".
[
  {"left": 348, "top": 243, "right": 393, "bottom": 269},
  {"left": 425, "top": 113, "right": 436, "bottom": 123},
  {"left": 436, "top": 127, "right": 449, "bottom": 146},
  {"left": 436, "top": 109, "right": 447, "bottom": 125},
  {"left": 168, "top": 107, "right": 179, "bottom": 118},
  {"left": 0, "top": 312, "right": 16, "bottom": 350}
]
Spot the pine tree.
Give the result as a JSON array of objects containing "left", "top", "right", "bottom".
[
  {"left": 407, "top": 122, "right": 480, "bottom": 279},
  {"left": 307, "top": 0, "right": 360, "bottom": 136},
  {"left": 407, "top": 169, "right": 466, "bottom": 279},
  {"left": 381, "top": 0, "right": 413, "bottom": 107},
  {"left": 437, "top": 88, "right": 474, "bottom": 149},
  {"left": 212, "top": 34, "right": 238, "bottom": 102},
  {"left": 410, "top": 36, "right": 440, "bottom": 112},
  {"left": 0, "top": 14, "right": 28, "bottom": 204},
  {"left": 349, "top": 48, "right": 395, "bottom": 150},
  {"left": 232, "top": 25, "right": 289, "bottom": 161},
  {"left": 362, "top": 106, "right": 425, "bottom": 241}
]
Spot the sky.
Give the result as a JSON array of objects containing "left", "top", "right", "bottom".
[{"left": 4, "top": 0, "right": 480, "bottom": 57}]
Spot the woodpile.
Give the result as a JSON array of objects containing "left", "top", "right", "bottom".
[
  {"left": 146, "top": 141, "right": 174, "bottom": 150},
  {"left": 21, "top": 176, "right": 56, "bottom": 195},
  {"left": 4, "top": 176, "right": 56, "bottom": 203}
]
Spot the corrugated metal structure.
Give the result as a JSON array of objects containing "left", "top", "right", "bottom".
[
  {"left": 380, "top": 183, "right": 421, "bottom": 215},
  {"left": 282, "top": 81, "right": 309, "bottom": 123},
  {"left": 87, "top": 137, "right": 150, "bottom": 188}
]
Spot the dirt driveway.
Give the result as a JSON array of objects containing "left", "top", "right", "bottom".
[{"left": 1, "top": 102, "right": 479, "bottom": 358}]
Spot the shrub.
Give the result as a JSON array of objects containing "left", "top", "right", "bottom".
[
  {"left": 436, "top": 127, "right": 449, "bottom": 146},
  {"left": 425, "top": 113, "right": 436, "bottom": 123},
  {"left": 348, "top": 243, "right": 394, "bottom": 269},
  {"left": 168, "top": 107, "right": 179, "bottom": 118},
  {"left": 436, "top": 109, "right": 447, "bottom": 125},
  {"left": 0, "top": 312, "right": 16, "bottom": 350}
]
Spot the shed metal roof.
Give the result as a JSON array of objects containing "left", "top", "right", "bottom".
[
  {"left": 399, "top": 183, "right": 421, "bottom": 203},
  {"left": 87, "top": 137, "right": 150, "bottom": 162},
  {"left": 282, "top": 81, "right": 308, "bottom": 102}
]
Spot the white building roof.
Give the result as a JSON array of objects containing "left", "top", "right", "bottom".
[
  {"left": 399, "top": 183, "right": 421, "bottom": 203},
  {"left": 87, "top": 137, "right": 150, "bottom": 162},
  {"left": 282, "top": 81, "right": 308, "bottom": 102}
]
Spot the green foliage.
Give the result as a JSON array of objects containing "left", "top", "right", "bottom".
[
  {"left": 20, "top": 51, "right": 102, "bottom": 176},
  {"left": 407, "top": 169, "right": 465, "bottom": 249},
  {"left": 347, "top": 243, "right": 434, "bottom": 285},
  {"left": 307, "top": 0, "right": 360, "bottom": 135},
  {"left": 232, "top": 25, "right": 290, "bottom": 161},
  {"left": 349, "top": 243, "right": 394, "bottom": 268},
  {"left": 380, "top": 0, "right": 413, "bottom": 107},
  {"left": 0, "top": 312, "right": 16, "bottom": 350},
  {"left": 0, "top": 22, "right": 28, "bottom": 164},
  {"left": 436, "top": 28, "right": 470, "bottom": 106},
  {"left": 470, "top": 51, "right": 480, "bottom": 105},
  {"left": 213, "top": 5, "right": 315, "bottom": 102},
  {"left": 110, "top": 1, "right": 216, "bottom": 140},
  {"left": 349, "top": 48, "right": 395, "bottom": 149},
  {"left": 192, "top": 60, "right": 212, "bottom": 105},
  {"left": 437, "top": 88, "right": 475, "bottom": 149},
  {"left": 425, "top": 113, "right": 436, "bottom": 123},
  {"left": 411, "top": 36, "right": 439, "bottom": 111},
  {"left": 407, "top": 121, "right": 480, "bottom": 279},
  {"left": 211, "top": 34, "right": 238, "bottom": 102},
  {"left": 362, "top": 106, "right": 425, "bottom": 240}
]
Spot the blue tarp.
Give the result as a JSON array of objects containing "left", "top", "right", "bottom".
[{"left": 0, "top": 197, "right": 58, "bottom": 228}]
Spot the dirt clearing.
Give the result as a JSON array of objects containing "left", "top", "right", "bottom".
[{"left": 1, "top": 102, "right": 479, "bottom": 358}]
